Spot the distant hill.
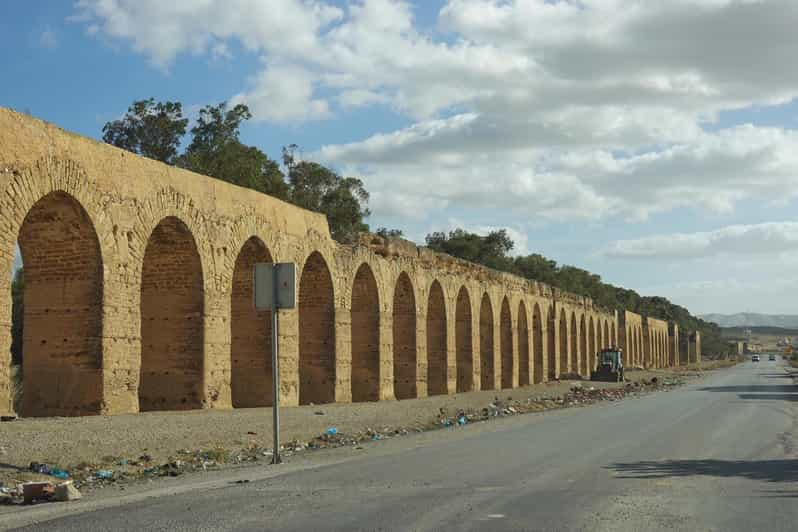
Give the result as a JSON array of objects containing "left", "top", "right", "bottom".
[
  {"left": 720, "top": 325, "right": 798, "bottom": 338},
  {"left": 700, "top": 313, "right": 798, "bottom": 329}
]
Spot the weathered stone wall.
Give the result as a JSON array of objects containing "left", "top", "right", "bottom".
[
  {"left": 644, "top": 317, "right": 669, "bottom": 369},
  {"left": 620, "top": 311, "right": 643, "bottom": 367},
  {"left": 669, "top": 322, "right": 680, "bottom": 367},
  {"left": 0, "top": 108, "right": 677, "bottom": 417}
]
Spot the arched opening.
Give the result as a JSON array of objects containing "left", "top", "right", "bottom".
[
  {"left": 16, "top": 192, "right": 104, "bottom": 417},
  {"left": 140, "top": 216, "right": 203, "bottom": 411},
  {"left": 604, "top": 321, "right": 610, "bottom": 348},
  {"left": 518, "top": 301, "right": 529, "bottom": 387},
  {"left": 455, "top": 286, "right": 473, "bottom": 393},
  {"left": 570, "top": 313, "right": 578, "bottom": 375},
  {"left": 579, "top": 315, "right": 587, "bottom": 377},
  {"left": 299, "top": 251, "right": 335, "bottom": 405},
  {"left": 351, "top": 263, "right": 380, "bottom": 402},
  {"left": 427, "top": 281, "right": 447, "bottom": 396},
  {"left": 230, "top": 237, "right": 273, "bottom": 408},
  {"left": 588, "top": 317, "right": 596, "bottom": 375},
  {"left": 558, "top": 309, "right": 568, "bottom": 378},
  {"left": 610, "top": 324, "right": 616, "bottom": 348},
  {"left": 393, "top": 273, "right": 416, "bottom": 400},
  {"left": 479, "top": 293, "right": 494, "bottom": 390},
  {"left": 500, "top": 297, "right": 513, "bottom": 389},
  {"left": 533, "top": 304, "right": 544, "bottom": 383},
  {"left": 636, "top": 328, "right": 643, "bottom": 367}
]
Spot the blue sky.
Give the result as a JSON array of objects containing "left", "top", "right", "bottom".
[{"left": 5, "top": 0, "right": 798, "bottom": 315}]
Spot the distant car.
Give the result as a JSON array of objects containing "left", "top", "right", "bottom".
[
  {"left": 769, "top": 354, "right": 776, "bottom": 361},
  {"left": 752, "top": 355, "right": 760, "bottom": 362}
]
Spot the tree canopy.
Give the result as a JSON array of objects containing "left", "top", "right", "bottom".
[
  {"left": 102, "top": 98, "right": 188, "bottom": 164},
  {"left": 103, "top": 99, "right": 371, "bottom": 242}
]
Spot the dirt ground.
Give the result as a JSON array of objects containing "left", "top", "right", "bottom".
[{"left": 0, "top": 361, "right": 730, "bottom": 494}]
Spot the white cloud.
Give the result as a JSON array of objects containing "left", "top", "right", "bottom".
[
  {"left": 75, "top": 0, "right": 798, "bottom": 220},
  {"left": 231, "top": 62, "right": 331, "bottom": 123},
  {"left": 603, "top": 222, "right": 798, "bottom": 259}
]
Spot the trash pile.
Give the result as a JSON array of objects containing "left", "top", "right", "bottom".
[
  {"left": 0, "top": 478, "right": 82, "bottom": 506},
  {"left": 1, "top": 374, "right": 684, "bottom": 503}
]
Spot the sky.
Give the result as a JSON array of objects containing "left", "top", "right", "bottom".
[{"left": 3, "top": 0, "right": 798, "bottom": 315}]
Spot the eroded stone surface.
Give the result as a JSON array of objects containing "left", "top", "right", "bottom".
[{"left": 0, "top": 108, "right": 697, "bottom": 417}]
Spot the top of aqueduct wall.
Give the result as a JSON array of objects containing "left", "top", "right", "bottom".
[{"left": 0, "top": 106, "right": 612, "bottom": 317}]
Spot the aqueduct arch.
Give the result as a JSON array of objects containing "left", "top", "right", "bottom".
[
  {"left": 18, "top": 192, "right": 104, "bottom": 417},
  {"left": 533, "top": 303, "right": 544, "bottom": 384},
  {"left": 230, "top": 236, "right": 273, "bottom": 408},
  {"left": 298, "top": 251, "right": 335, "bottom": 405},
  {"left": 351, "top": 263, "right": 380, "bottom": 402},
  {"left": 500, "top": 297, "right": 513, "bottom": 389},
  {"left": 518, "top": 301, "right": 529, "bottom": 387},
  {"left": 427, "top": 280, "right": 447, "bottom": 396},
  {"left": 139, "top": 216, "right": 204, "bottom": 412},
  {"left": 480, "top": 293, "right": 495, "bottom": 390},
  {"left": 455, "top": 286, "right": 473, "bottom": 393},
  {"left": 393, "top": 272, "right": 416, "bottom": 400}
]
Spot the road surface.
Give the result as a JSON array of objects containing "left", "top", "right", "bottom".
[{"left": 12, "top": 360, "right": 798, "bottom": 531}]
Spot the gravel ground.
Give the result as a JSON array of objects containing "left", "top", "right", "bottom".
[{"left": 0, "top": 362, "right": 728, "bottom": 492}]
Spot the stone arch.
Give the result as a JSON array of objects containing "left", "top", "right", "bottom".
[
  {"left": 588, "top": 316, "right": 596, "bottom": 374},
  {"left": 479, "top": 293, "right": 495, "bottom": 390},
  {"left": 230, "top": 236, "right": 273, "bottom": 408},
  {"left": 518, "top": 301, "right": 529, "bottom": 387},
  {"left": 604, "top": 321, "right": 610, "bottom": 348},
  {"left": 570, "top": 312, "right": 578, "bottom": 375},
  {"left": 351, "top": 263, "right": 380, "bottom": 402},
  {"left": 500, "top": 297, "right": 513, "bottom": 389},
  {"left": 299, "top": 251, "right": 335, "bottom": 405},
  {"left": 427, "top": 280, "right": 448, "bottom": 396},
  {"left": 611, "top": 323, "right": 616, "bottom": 348},
  {"left": 17, "top": 191, "right": 105, "bottom": 416},
  {"left": 533, "top": 303, "right": 544, "bottom": 383},
  {"left": 140, "top": 216, "right": 204, "bottom": 411},
  {"left": 558, "top": 309, "right": 568, "bottom": 378},
  {"left": 455, "top": 286, "right": 473, "bottom": 393},
  {"left": 393, "top": 272, "right": 416, "bottom": 400},
  {"left": 579, "top": 314, "right": 587, "bottom": 377}
]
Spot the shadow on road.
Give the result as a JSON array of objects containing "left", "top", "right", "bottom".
[
  {"left": 737, "top": 393, "right": 798, "bottom": 401},
  {"left": 608, "top": 459, "right": 798, "bottom": 483},
  {"left": 697, "top": 385, "right": 797, "bottom": 393}
]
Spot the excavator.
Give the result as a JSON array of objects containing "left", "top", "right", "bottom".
[{"left": 591, "top": 347, "right": 625, "bottom": 382}]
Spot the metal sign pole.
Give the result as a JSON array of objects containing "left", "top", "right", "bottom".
[{"left": 271, "top": 267, "right": 282, "bottom": 465}]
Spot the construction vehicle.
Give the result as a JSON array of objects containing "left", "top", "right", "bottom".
[{"left": 591, "top": 347, "right": 625, "bottom": 382}]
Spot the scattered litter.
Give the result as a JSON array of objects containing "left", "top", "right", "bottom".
[
  {"left": 0, "top": 414, "right": 17, "bottom": 422},
  {"left": 247, "top": 431, "right": 257, "bottom": 436},
  {"left": 233, "top": 479, "right": 250, "bottom": 484},
  {"left": 94, "top": 470, "right": 114, "bottom": 480},
  {"left": 326, "top": 427, "right": 338, "bottom": 436},
  {"left": 54, "top": 481, "right": 82, "bottom": 502},
  {"left": 314, "top": 411, "right": 325, "bottom": 416},
  {"left": 22, "top": 481, "right": 55, "bottom": 504}
]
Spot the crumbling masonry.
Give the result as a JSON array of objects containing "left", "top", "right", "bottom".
[{"left": 0, "top": 108, "right": 699, "bottom": 417}]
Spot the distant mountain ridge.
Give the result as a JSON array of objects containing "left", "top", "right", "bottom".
[{"left": 699, "top": 313, "right": 798, "bottom": 329}]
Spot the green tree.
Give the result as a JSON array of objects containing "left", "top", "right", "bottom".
[
  {"left": 182, "top": 102, "right": 288, "bottom": 198},
  {"left": 10, "top": 267, "right": 23, "bottom": 366},
  {"left": 425, "top": 228, "right": 514, "bottom": 271},
  {"left": 283, "top": 145, "right": 371, "bottom": 242},
  {"left": 102, "top": 98, "right": 188, "bottom": 164}
]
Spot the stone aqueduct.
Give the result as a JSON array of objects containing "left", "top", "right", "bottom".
[{"left": 0, "top": 108, "right": 700, "bottom": 417}]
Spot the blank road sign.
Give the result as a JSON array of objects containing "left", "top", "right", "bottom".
[{"left": 254, "top": 263, "right": 296, "bottom": 310}]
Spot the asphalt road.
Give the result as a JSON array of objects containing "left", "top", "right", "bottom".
[{"left": 13, "top": 360, "right": 798, "bottom": 531}]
